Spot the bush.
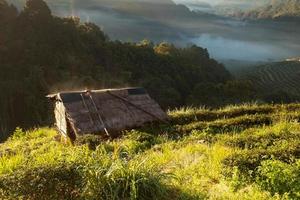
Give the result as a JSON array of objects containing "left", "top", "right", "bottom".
[
  {"left": 256, "top": 159, "right": 300, "bottom": 198},
  {"left": 223, "top": 141, "right": 300, "bottom": 173},
  {"left": 0, "top": 164, "right": 83, "bottom": 200},
  {"left": 10, "top": 127, "right": 26, "bottom": 140},
  {"left": 221, "top": 131, "right": 300, "bottom": 150}
]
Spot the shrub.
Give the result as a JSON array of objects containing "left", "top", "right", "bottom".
[
  {"left": 227, "top": 166, "right": 251, "bottom": 191},
  {"left": 223, "top": 141, "right": 300, "bottom": 173},
  {"left": 10, "top": 127, "right": 26, "bottom": 140},
  {"left": 256, "top": 159, "right": 300, "bottom": 198},
  {"left": 0, "top": 164, "right": 83, "bottom": 200},
  {"left": 221, "top": 131, "right": 300, "bottom": 150}
]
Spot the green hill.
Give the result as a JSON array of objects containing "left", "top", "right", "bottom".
[
  {"left": 1, "top": 103, "right": 300, "bottom": 199},
  {"left": 242, "top": 61, "right": 300, "bottom": 101}
]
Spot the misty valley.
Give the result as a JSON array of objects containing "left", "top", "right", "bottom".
[{"left": 0, "top": 0, "right": 300, "bottom": 199}]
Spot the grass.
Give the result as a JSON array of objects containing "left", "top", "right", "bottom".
[{"left": 0, "top": 103, "right": 300, "bottom": 199}]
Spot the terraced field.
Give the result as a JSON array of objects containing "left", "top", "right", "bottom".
[
  {"left": 1, "top": 103, "right": 300, "bottom": 199},
  {"left": 243, "top": 61, "right": 300, "bottom": 94}
]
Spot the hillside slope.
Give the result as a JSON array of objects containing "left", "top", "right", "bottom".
[
  {"left": 1, "top": 103, "right": 300, "bottom": 199},
  {"left": 241, "top": 61, "right": 300, "bottom": 101},
  {"left": 233, "top": 0, "right": 300, "bottom": 20}
]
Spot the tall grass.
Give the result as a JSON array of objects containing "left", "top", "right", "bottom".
[{"left": 0, "top": 103, "right": 300, "bottom": 199}]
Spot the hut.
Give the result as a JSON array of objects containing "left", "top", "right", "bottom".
[{"left": 47, "top": 87, "right": 168, "bottom": 141}]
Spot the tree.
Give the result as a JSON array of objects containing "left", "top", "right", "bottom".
[
  {"left": 137, "top": 39, "right": 154, "bottom": 48},
  {"left": 23, "top": 0, "right": 51, "bottom": 19},
  {"left": 0, "top": 0, "right": 17, "bottom": 38},
  {"left": 154, "top": 42, "right": 177, "bottom": 56}
]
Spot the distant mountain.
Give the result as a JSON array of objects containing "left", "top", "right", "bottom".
[
  {"left": 80, "top": 0, "right": 222, "bottom": 26},
  {"left": 177, "top": 0, "right": 272, "bottom": 16},
  {"left": 213, "top": 0, "right": 271, "bottom": 16},
  {"left": 286, "top": 57, "right": 300, "bottom": 62},
  {"left": 233, "top": 0, "right": 300, "bottom": 20},
  {"left": 175, "top": 0, "right": 214, "bottom": 13}
]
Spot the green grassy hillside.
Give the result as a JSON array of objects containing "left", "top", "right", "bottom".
[
  {"left": 1, "top": 103, "right": 300, "bottom": 199},
  {"left": 240, "top": 61, "right": 300, "bottom": 101}
]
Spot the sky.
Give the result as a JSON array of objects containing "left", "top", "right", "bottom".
[{"left": 8, "top": 0, "right": 300, "bottom": 61}]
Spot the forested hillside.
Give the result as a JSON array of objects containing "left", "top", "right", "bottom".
[
  {"left": 233, "top": 0, "right": 300, "bottom": 20},
  {"left": 0, "top": 0, "right": 260, "bottom": 141}
]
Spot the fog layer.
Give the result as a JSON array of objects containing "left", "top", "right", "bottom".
[{"left": 8, "top": 0, "right": 300, "bottom": 61}]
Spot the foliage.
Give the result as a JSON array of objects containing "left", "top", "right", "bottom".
[
  {"left": 187, "top": 80, "right": 257, "bottom": 107},
  {"left": 0, "top": 164, "right": 83, "bottom": 200},
  {"left": 233, "top": 0, "right": 300, "bottom": 19},
  {"left": 256, "top": 159, "right": 300, "bottom": 198}
]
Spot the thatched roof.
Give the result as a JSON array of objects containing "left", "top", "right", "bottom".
[{"left": 47, "top": 87, "right": 168, "bottom": 139}]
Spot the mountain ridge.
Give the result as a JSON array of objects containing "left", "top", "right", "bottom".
[{"left": 231, "top": 0, "right": 300, "bottom": 20}]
